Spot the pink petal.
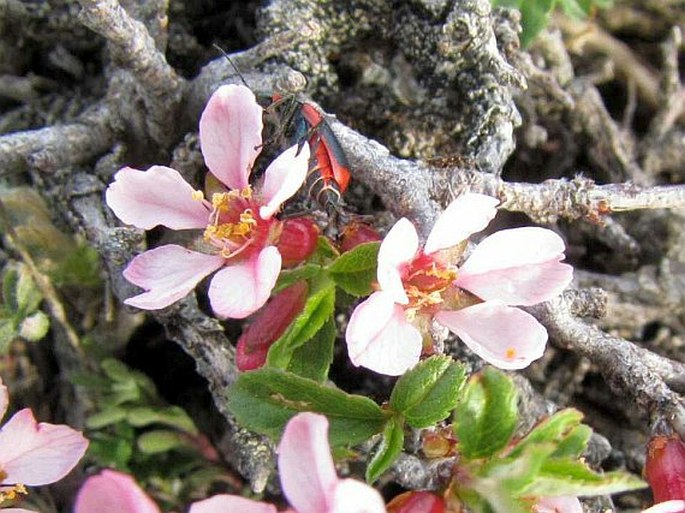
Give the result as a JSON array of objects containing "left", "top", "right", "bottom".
[
  {"left": 259, "top": 143, "right": 311, "bottom": 219},
  {"left": 0, "top": 377, "right": 8, "bottom": 422},
  {"left": 643, "top": 501, "right": 685, "bottom": 513},
  {"left": 189, "top": 495, "right": 277, "bottom": 513},
  {"left": 345, "top": 292, "right": 422, "bottom": 376},
  {"left": 0, "top": 409, "right": 88, "bottom": 486},
  {"left": 278, "top": 413, "right": 338, "bottom": 513},
  {"left": 106, "top": 166, "right": 209, "bottom": 230},
  {"left": 424, "top": 193, "right": 499, "bottom": 254},
  {"left": 330, "top": 479, "right": 387, "bottom": 513},
  {"left": 377, "top": 218, "right": 419, "bottom": 305},
  {"left": 534, "top": 496, "right": 583, "bottom": 513},
  {"left": 73, "top": 470, "right": 161, "bottom": 513},
  {"left": 123, "top": 245, "right": 224, "bottom": 310},
  {"left": 456, "top": 227, "right": 573, "bottom": 306},
  {"left": 3, "top": 509, "right": 39, "bottom": 513},
  {"left": 435, "top": 302, "right": 547, "bottom": 370},
  {"left": 208, "top": 246, "right": 281, "bottom": 319},
  {"left": 199, "top": 84, "right": 263, "bottom": 190}
]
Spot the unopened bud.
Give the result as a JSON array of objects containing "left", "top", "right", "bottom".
[
  {"left": 645, "top": 435, "right": 685, "bottom": 509},
  {"left": 387, "top": 491, "right": 446, "bottom": 513},
  {"left": 277, "top": 217, "right": 319, "bottom": 267},
  {"left": 339, "top": 221, "right": 381, "bottom": 253},
  {"left": 236, "top": 281, "right": 308, "bottom": 371}
]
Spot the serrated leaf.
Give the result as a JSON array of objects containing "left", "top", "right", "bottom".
[
  {"left": 520, "top": 0, "right": 555, "bottom": 46},
  {"left": 313, "top": 236, "right": 340, "bottom": 262},
  {"left": 508, "top": 408, "right": 587, "bottom": 460},
  {"left": 521, "top": 458, "right": 647, "bottom": 496},
  {"left": 86, "top": 407, "right": 128, "bottom": 429},
  {"left": 329, "top": 241, "right": 380, "bottom": 296},
  {"left": 558, "top": 0, "right": 587, "bottom": 17},
  {"left": 227, "top": 368, "right": 387, "bottom": 446},
  {"left": 366, "top": 416, "right": 404, "bottom": 483},
  {"left": 126, "top": 406, "right": 198, "bottom": 434},
  {"left": 267, "top": 279, "right": 335, "bottom": 369},
  {"left": 137, "top": 430, "right": 187, "bottom": 454},
  {"left": 287, "top": 315, "right": 336, "bottom": 382},
  {"left": 453, "top": 367, "right": 518, "bottom": 460},
  {"left": 389, "top": 355, "right": 467, "bottom": 428},
  {"left": 14, "top": 265, "right": 43, "bottom": 315},
  {"left": 0, "top": 319, "right": 17, "bottom": 352},
  {"left": 477, "top": 443, "right": 557, "bottom": 503},
  {"left": 553, "top": 424, "right": 592, "bottom": 459},
  {"left": 274, "top": 264, "right": 322, "bottom": 293},
  {"left": 2, "top": 266, "right": 20, "bottom": 312}
]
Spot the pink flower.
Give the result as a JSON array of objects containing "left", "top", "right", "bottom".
[
  {"left": 189, "top": 413, "right": 386, "bottom": 513},
  {"left": 106, "top": 84, "right": 311, "bottom": 319},
  {"left": 0, "top": 378, "right": 88, "bottom": 512},
  {"left": 73, "top": 470, "right": 160, "bottom": 513},
  {"left": 345, "top": 193, "right": 573, "bottom": 375}
]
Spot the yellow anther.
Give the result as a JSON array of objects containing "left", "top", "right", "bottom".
[
  {"left": 239, "top": 210, "right": 256, "bottom": 225},
  {"left": 0, "top": 483, "right": 28, "bottom": 505},
  {"left": 192, "top": 190, "right": 204, "bottom": 201},
  {"left": 505, "top": 347, "right": 517, "bottom": 360},
  {"left": 211, "top": 192, "right": 231, "bottom": 211},
  {"left": 240, "top": 187, "right": 253, "bottom": 199}
]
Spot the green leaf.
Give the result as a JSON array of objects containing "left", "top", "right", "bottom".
[
  {"left": 389, "top": 355, "right": 467, "bottom": 428},
  {"left": 476, "top": 443, "right": 557, "bottom": 504},
  {"left": 86, "top": 407, "right": 129, "bottom": 429},
  {"left": 287, "top": 315, "right": 336, "bottom": 382},
  {"left": 1, "top": 266, "right": 19, "bottom": 312},
  {"left": 267, "top": 278, "right": 335, "bottom": 369},
  {"left": 227, "top": 368, "right": 387, "bottom": 446},
  {"left": 137, "top": 430, "right": 188, "bottom": 454},
  {"left": 87, "top": 435, "right": 134, "bottom": 468},
  {"left": 521, "top": 458, "right": 647, "bottom": 496},
  {"left": 366, "top": 416, "right": 405, "bottom": 483},
  {"left": 313, "top": 236, "right": 340, "bottom": 263},
  {"left": 328, "top": 241, "right": 380, "bottom": 296},
  {"left": 453, "top": 367, "right": 518, "bottom": 460},
  {"left": 14, "top": 265, "right": 43, "bottom": 315},
  {"left": 553, "top": 424, "right": 592, "bottom": 459},
  {"left": 274, "top": 264, "right": 322, "bottom": 293},
  {"left": 0, "top": 318, "right": 17, "bottom": 352},
  {"left": 558, "top": 0, "right": 587, "bottom": 17},
  {"left": 507, "top": 408, "right": 587, "bottom": 460},
  {"left": 519, "top": 0, "right": 555, "bottom": 47},
  {"left": 126, "top": 406, "right": 198, "bottom": 435}
]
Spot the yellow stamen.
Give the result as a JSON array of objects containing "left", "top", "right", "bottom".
[
  {"left": 505, "top": 347, "right": 517, "bottom": 360},
  {"left": 0, "top": 483, "right": 28, "bottom": 505},
  {"left": 192, "top": 190, "right": 204, "bottom": 201}
]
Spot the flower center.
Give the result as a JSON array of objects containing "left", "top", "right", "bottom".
[
  {"left": 403, "top": 253, "right": 457, "bottom": 314},
  {"left": 0, "top": 469, "right": 27, "bottom": 507},
  {"left": 202, "top": 187, "right": 272, "bottom": 259}
]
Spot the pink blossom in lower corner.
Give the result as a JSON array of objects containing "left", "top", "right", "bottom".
[
  {"left": 0, "top": 377, "right": 88, "bottom": 512},
  {"left": 73, "top": 414, "right": 385, "bottom": 513},
  {"left": 345, "top": 193, "right": 573, "bottom": 375},
  {"left": 189, "top": 413, "right": 386, "bottom": 513},
  {"left": 106, "top": 84, "right": 313, "bottom": 320},
  {"left": 73, "top": 470, "right": 160, "bottom": 513}
]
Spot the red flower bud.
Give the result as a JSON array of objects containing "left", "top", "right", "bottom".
[
  {"left": 277, "top": 217, "right": 319, "bottom": 267},
  {"left": 645, "top": 435, "right": 685, "bottom": 508},
  {"left": 387, "top": 491, "right": 446, "bottom": 513},
  {"left": 339, "top": 221, "right": 381, "bottom": 253},
  {"left": 236, "top": 281, "right": 308, "bottom": 371}
]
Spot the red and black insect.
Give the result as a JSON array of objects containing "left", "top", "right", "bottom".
[
  {"left": 271, "top": 93, "right": 352, "bottom": 210},
  {"left": 213, "top": 48, "right": 351, "bottom": 210}
]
